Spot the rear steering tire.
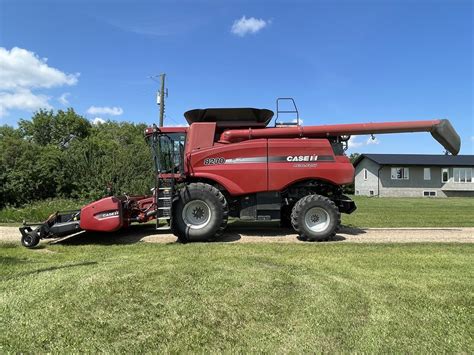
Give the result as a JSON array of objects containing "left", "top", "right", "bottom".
[
  {"left": 291, "top": 194, "right": 340, "bottom": 242},
  {"left": 171, "top": 183, "right": 228, "bottom": 242}
]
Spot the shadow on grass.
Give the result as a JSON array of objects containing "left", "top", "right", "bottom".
[
  {"left": 54, "top": 224, "right": 164, "bottom": 246},
  {"left": 2, "top": 261, "right": 98, "bottom": 280},
  {"left": 48, "top": 221, "right": 368, "bottom": 246},
  {"left": 339, "top": 225, "right": 367, "bottom": 235},
  {"left": 1, "top": 256, "right": 30, "bottom": 265}
]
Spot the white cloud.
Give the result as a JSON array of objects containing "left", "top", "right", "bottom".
[
  {"left": 347, "top": 135, "right": 381, "bottom": 150},
  {"left": 0, "top": 89, "right": 52, "bottom": 118},
  {"left": 92, "top": 117, "right": 106, "bottom": 125},
  {"left": 366, "top": 136, "right": 380, "bottom": 145},
  {"left": 165, "top": 123, "right": 188, "bottom": 127},
  {"left": 292, "top": 118, "right": 303, "bottom": 125},
  {"left": 0, "top": 47, "right": 79, "bottom": 117},
  {"left": 231, "top": 16, "right": 269, "bottom": 37},
  {"left": 58, "top": 92, "right": 70, "bottom": 106},
  {"left": 348, "top": 136, "right": 363, "bottom": 148},
  {"left": 0, "top": 47, "right": 79, "bottom": 90},
  {"left": 86, "top": 106, "right": 123, "bottom": 116}
]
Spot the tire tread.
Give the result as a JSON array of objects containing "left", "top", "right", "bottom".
[
  {"left": 172, "top": 182, "right": 228, "bottom": 241},
  {"left": 291, "top": 194, "right": 341, "bottom": 241}
]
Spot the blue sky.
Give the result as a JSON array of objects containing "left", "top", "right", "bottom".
[{"left": 0, "top": 0, "right": 472, "bottom": 154}]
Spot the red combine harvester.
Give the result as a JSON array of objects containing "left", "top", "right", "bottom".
[{"left": 19, "top": 101, "right": 461, "bottom": 247}]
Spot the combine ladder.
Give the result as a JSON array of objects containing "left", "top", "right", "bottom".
[{"left": 155, "top": 177, "right": 174, "bottom": 230}]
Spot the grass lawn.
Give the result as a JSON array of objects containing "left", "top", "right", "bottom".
[
  {"left": 1, "top": 196, "right": 473, "bottom": 228},
  {"left": 1, "top": 242, "right": 472, "bottom": 352},
  {"left": 343, "top": 196, "right": 474, "bottom": 228}
]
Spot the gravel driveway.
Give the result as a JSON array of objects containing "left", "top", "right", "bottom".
[{"left": 1, "top": 224, "right": 473, "bottom": 245}]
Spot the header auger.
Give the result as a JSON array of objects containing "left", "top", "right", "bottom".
[{"left": 19, "top": 103, "right": 460, "bottom": 247}]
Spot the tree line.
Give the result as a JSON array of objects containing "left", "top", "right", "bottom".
[
  {"left": 0, "top": 109, "right": 154, "bottom": 208},
  {"left": 0, "top": 108, "right": 360, "bottom": 208}
]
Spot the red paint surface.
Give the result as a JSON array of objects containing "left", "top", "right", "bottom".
[
  {"left": 189, "top": 139, "right": 268, "bottom": 195},
  {"left": 219, "top": 120, "right": 442, "bottom": 143},
  {"left": 185, "top": 122, "right": 216, "bottom": 155},
  {"left": 187, "top": 138, "right": 354, "bottom": 196},
  {"left": 80, "top": 197, "right": 123, "bottom": 232},
  {"left": 267, "top": 139, "right": 353, "bottom": 190}
]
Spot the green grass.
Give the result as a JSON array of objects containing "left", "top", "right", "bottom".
[
  {"left": 0, "top": 199, "right": 88, "bottom": 224},
  {"left": 343, "top": 196, "right": 474, "bottom": 228},
  {"left": 0, "top": 242, "right": 472, "bottom": 352}
]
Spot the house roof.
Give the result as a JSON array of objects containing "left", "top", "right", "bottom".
[{"left": 353, "top": 154, "right": 474, "bottom": 167}]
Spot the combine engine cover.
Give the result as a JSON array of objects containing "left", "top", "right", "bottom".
[{"left": 80, "top": 197, "right": 123, "bottom": 232}]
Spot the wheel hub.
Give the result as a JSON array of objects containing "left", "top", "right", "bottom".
[
  {"left": 304, "top": 207, "right": 330, "bottom": 233},
  {"left": 192, "top": 206, "right": 205, "bottom": 220},
  {"left": 182, "top": 200, "right": 212, "bottom": 230}
]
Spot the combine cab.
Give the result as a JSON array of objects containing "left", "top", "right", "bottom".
[{"left": 19, "top": 101, "right": 461, "bottom": 247}]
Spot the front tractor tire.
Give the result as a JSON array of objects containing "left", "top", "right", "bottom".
[
  {"left": 171, "top": 183, "right": 229, "bottom": 242},
  {"left": 291, "top": 194, "right": 341, "bottom": 242}
]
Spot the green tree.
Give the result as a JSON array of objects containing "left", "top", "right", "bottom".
[
  {"left": 349, "top": 152, "right": 360, "bottom": 164},
  {"left": 19, "top": 108, "right": 91, "bottom": 147},
  {"left": 18, "top": 109, "right": 54, "bottom": 146},
  {"left": 0, "top": 109, "right": 153, "bottom": 208}
]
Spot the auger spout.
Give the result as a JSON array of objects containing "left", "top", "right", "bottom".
[{"left": 219, "top": 119, "right": 461, "bottom": 155}]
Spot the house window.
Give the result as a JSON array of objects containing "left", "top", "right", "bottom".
[
  {"left": 369, "top": 190, "right": 374, "bottom": 196},
  {"left": 442, "top": 168, "right": 449, "bottom": 183},
  {"left": 423, "top": 191, "right": 437, "bottom": 197},
  {"left": 355, "top": 190, "right": 360, "bottom": 195},
  {"left": 391, "top": 167, "right": 409, "bottom": 180},
  {"left": 363, "top": 169, "right": 368, "bottom": 180},
  {"left": 453, "top": 168, "right": 473, "bottom": 183},
  {"left": 423, "top": 168, "right": 431, "bottom": 180}
]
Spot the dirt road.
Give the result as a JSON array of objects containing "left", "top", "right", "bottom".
[{"left": 1, "top": 224, "right": 473, "bottom": 245}]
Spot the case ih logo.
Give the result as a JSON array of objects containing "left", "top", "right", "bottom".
[
  {"left": 286, "top": 155, "right": 319, "bottom": 162},
  {"left": 275, "top": 155, "right": 335, "bottom": 162},
  {"left": 96, "top": 210, "right": 119, "bottom": 219}
]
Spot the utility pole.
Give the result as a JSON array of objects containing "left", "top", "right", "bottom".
[
  {"left": 158, "top": 73, "right": 166, "bottom": 127},
  {"left": 150, "top": 73, "right": 167, "bottom": 127}
]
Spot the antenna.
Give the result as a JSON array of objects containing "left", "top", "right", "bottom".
[{"left": 149, "top": 73, "right": 168, "bottom": 127}]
